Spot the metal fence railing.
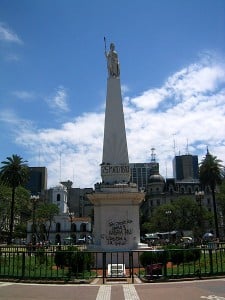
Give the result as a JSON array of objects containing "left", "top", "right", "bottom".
[{"left": 0, "top": 245, "right": 224, "bottom": 284}]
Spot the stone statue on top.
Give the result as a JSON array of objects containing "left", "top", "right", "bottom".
[{"left": 104, "top": 38, "right": 120, "bottom": 78}]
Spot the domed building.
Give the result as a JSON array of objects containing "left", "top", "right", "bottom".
[
  {"left": 140, "top": 150, "right": 204, "bottom": 221},
  {"left": 143, "top": 150, "right": 167, "bottom": 217}
]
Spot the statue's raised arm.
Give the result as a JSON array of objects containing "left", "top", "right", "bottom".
[{"left": 105, "top": 42, "right": 120, "bottom": 78}]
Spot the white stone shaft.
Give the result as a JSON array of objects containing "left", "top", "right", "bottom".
[{"left": 102, "top": 77, "right": 129, "bottom": 165}]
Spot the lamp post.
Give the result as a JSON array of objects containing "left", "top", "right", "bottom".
[
  {"left": 195, "top": 191, "right": 204, "bottom": 239},
  {"left": 165, "top": 210, "right": 172, "bottom": 243},
  {"left": 30, "top": 195, "right": 39, "bottom": 247},
  {"left": 68, "top": 211, "right": 74, "bottom": 244}
]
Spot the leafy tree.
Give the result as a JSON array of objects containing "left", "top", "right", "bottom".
[
  {"left": 199, "top": 149, "right": 224, "bottom": 238},
  {"left": 150, "top": 204, "right": 174, "bottom": 232},
  {"left": 35, "top": 203, "right": 59, "bottom": 241},
  {"left": 0, "top": 155, "right": 29, "bottom": 243},
  {"left": 0, "top": 182, "right": 31, "bottom": 241},
  {"left": 217, "top": 178, "right": 225, "bottom": 235},
  {"left": 14, "top": 186, "right": 31, "bottom": 223},
  {"left": 0, "top": 183, "right": 11, "bottom": 239},
  {"left": 172, "top": 197, "right": 198, "bottom": 231},
  {"left": 146, "top": 197, "right": 211, "bottom": 237}
]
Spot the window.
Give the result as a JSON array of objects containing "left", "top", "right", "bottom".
[
  {"left": 57, "top": 194, "right": 60, "bottom": 201},
  {"left": 80, "top": 223, "right": 87, "bottom": 232},
  {"left": 56, "top": 223, "right": 61, "bottom": 232},
  {"left": 71, "top": 223, "right": 77, "bottom": 232}
]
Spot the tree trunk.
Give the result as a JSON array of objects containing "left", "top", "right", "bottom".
[
  {"left": 8, "top": 187, "right": 15, "bottom": 244},
  {"left": 212, "top": 188, "right": 219, "bottom": 239}
]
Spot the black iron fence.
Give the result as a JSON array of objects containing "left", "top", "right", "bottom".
[{"left": 0, "top": 244, "right": 224, "bottom": 284}]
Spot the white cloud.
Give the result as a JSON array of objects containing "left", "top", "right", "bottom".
[
  {"left": 12, "top": 91, "right": 35, "bottom": 100},
  {"left": 5, "top": 53, "right": 20, "bottom": 61},
  {"left": 46, "top": 86, "right": 69, "bottom": 113},
  {"left": 0, "top": 109, "right": 32, "bottom": 129},
  {"left": 4, "top": 54, "right": 225, "bottom": 188},
  {"left": 131, "top": 87, "right": 169, "bottom": 110},
  {"left": 0, "top": 23, "right": 23, "bottom": 44}
]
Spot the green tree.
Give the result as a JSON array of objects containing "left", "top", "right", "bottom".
[
  {"left": 35, "top": 203, "right": 59, "bottom": 241},
  {"left": 172, "top": 196, "right": 211, "bottom": 238},
  {"left": 199, "top": 149, "right": 224, "bottom": 238},
  {"left": 0, "top": 184, "right": 31, "bottom": 241},
  {"left": 217, "top": 178, "right": 225, "bottom": 236},
  {"left": 150, "top": 204, "right": 174, "bottom": 232},
  {"left": 0, "top": 183, "right": 11, "bottom": 240},
  {"left": 0, "top": 155, "right": 29, "bottom": 244},
  {"left": 148, "top": 197, "right": 211, "bottom": 237}
]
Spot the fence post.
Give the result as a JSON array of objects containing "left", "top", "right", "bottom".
[
  {"left": 129, "top": 251, "right": 134, "bottom": 283},
  {"left": 102, "top": 252, "right": 106, "bottom": 284},
  {"left": 209, "top": 249, "right": 213, "bottom": 275},
  {"left": 164, "top": 250, "right": 168, "bottom": 278},
  {"left": 21, "top": 252, "right": 25, "bottom": 278}
]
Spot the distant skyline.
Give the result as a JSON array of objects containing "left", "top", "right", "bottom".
[{"left": 0, "top": 0, "right": 225, "bottom": 188}]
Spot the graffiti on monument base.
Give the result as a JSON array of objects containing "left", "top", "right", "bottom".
[{"left": 101, "top": 218, "right": 133, "bottom": 246}]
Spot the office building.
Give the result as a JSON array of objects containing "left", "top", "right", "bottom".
[
  {"left": 173, "top": 154, "right": 199, "bottom": 181},
  {"left": 26, "top": 167, "right": 47, "bottom": 195}
]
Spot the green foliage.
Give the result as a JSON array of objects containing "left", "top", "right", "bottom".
[
  {"left": 164, "top": 245, "right": 201, "bottom": 265},
  {"left": 0, "top": 155, "right": 29, "bottom": 243},
  {"left": 199, "top": 150, "right": 224, "bottom": 238},
  {"left": 35, "top": 247, "right": 46, "bottom": 265},
  {"left": 54, "top": 247, "right": 94, "bottom": 274},
  {"left": 35, "top": 203, "right": 59, "bottom": 241},
  {"left": 141, "top": 222, "right": 154, "bottom": 235},
  {"left": 140, "top": 250, "right": 168, "bottom": 266},
  {"left": 149, "top": 203, "right": 174, "bottom": 232},
  {"left": 217, "top": 179, "right": 225, "bottom": 219},
  {"left": 0, "top": 154, "right": 29, "bottom": 190},
  {"left": 140, "top": 247, "right": 202, "bottom": 267},
  {"left": 146, "top": 196, "right": 212, "bottom": 235},
  {"left": 199, "top": 151, "right": 223, "bottom": 191}
]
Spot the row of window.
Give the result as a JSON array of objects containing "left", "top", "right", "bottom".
[{"left": 31, "top": 223, "right": 88, "bottom": 233}]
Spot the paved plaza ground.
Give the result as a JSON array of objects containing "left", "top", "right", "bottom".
[{"left": 0, "top": 278, "right": 225, "bottom": 300}]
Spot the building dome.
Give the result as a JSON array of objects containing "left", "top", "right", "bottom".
[{"left": 149, "top": 174, "right": 165, "bottom": 184}]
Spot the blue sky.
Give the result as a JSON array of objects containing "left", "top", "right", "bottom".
[{"left": 0, "top": 0, "right": 225, "bottom": 188}]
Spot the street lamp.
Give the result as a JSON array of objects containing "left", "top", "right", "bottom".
[
  {"left": 165, "top": 210, "right": 172, "bottom": 243},
  {"left": 30, "top": 195, "right": 39, "bottom": 246},
  {"left": 195, "top": 191, "right": 204, "bottom": 239},
  {"left": 68, "top": 211, "right": 74, "bottom": 244}
]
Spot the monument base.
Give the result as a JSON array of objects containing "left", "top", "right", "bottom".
[{"left": 88, "top": 183, "right": 145, "bottom": 252}]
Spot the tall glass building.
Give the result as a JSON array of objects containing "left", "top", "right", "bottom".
[{"left": 173, "top": 154, "right": 199, "bottom": 181}]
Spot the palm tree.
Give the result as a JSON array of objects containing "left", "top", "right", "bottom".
[
  {"left": 199, "top": 149, "right": 224, "bottom": 239},
  {"left": 0, "top": 155, "right": 29, "bottom": 244}
]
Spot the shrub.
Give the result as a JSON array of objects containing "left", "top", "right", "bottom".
[
  {"left": 140, "top": 250, "right": 168, "bottom": 267},
  {"left": 164, "top": 245, "right": 201, "bottom": 265},
  {"left": 35, "top": 247, "right": 46, "bottom": 265},
  {"left": 54, "top": 247, "right": 94, "bottom": 274}
]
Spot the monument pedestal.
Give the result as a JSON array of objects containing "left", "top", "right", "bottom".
[{"left": 88, "top": 183, "right": 145, "bottom": 251}]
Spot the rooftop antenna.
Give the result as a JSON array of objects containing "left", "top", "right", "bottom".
[
  {"left": 38, "top": 149, "right": 41, "bottom": 167},
  {"left": 172, "top": 133, "right": 176, "bottom": 156},
  {"left": 186, "top": 138, "right": 189, "bottom": 154},
  {"left": 59, "top": 151, "right": 62, "bottom": 183},
  {"left": 151, "top": 147, "right": 156, "bottom": 162}
]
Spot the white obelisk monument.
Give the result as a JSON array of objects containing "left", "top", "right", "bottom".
[{"left": 88, "top": 41, "right": 145, "bottom": 251}]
